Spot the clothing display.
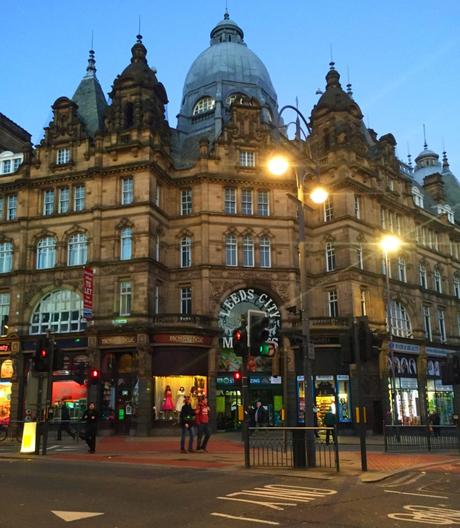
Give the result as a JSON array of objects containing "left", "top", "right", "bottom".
[
  {"left": 175, "top": 388, "right": 186, "bottom": 412},
  {"left": 162, "top": 388, "right": 174, "bottom": 411}
]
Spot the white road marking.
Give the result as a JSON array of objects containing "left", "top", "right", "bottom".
[
  {"left": 211, "top": 512, "right": 279, "bottom": 525},
  {"left": 51, "top": 511, "right": 104, "bottom": 522},
  {"left": 217, "top": 496, "right": 295, "bottom": 510},
  {"left": 384, "top": 490, "right": 448, "bottom": 499},
  {"left": 383, "top": 472, "right": 425, "bottom": 488},
  {"left": 388, "top": 505, "right": 460, "bottom": 525}
]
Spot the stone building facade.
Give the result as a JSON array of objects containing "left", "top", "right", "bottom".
[{"left": 0, "top": 13, "right": 459, "bottom": 435}]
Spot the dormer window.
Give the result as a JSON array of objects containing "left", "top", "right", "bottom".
[
  {"left": 0, "top": 151, "right": 23, "bottom": 174},
  {"left": 226, "top": 93, "right": 251, "bottom": 107},
  {"left": 240, "top": 151, "right": 255, "bottom": 168},
  {"left": 437, "top": 204, "right": 454, "bottom": 224},
  {"left": 412, "top": 186, "right": 424, "bottom": 208},
  {"left": 192, "top": 96, "right": 215, "bottom": 116},
  {"left": 56, "top": 148, "right": 71, "bottom": 165}
]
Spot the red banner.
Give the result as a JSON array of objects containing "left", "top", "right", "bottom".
[{"left": 83, "top": 267, "right": 94, "bottom": 320}]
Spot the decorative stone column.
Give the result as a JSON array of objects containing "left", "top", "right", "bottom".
[
  {"left": 417, "top": 344, "right": 428, "bottom": 425},
  {"left": 135, "top": 333, "right": 153, "bottom": 436}
]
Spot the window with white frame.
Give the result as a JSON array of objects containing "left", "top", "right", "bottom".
[
  {"left": 192, "top": 96, "right": 215, "bottom": 116},
  {"left": 328, "top": 290, "right": 339, "bottom": 317},
  {"left": 30, "top": 290, "right": 86, "bottom": 334},
  {"left": 382, "top": 256, "right": 393, "bottom": 278},
  {"left": 242, "top": 235, "right": 254, "bottom": 267},
  {"left": 119, "top": 281, "right": 132, "bottom": 316},
  {"left": 239, "top": 151, "right": 256, "bottom": 168},
  {"left": 6, "top": 195, "right": 16, "bottom": 221},
  {"left": 260, "top": 236, "right": 271, "bottom": 268},
  {"left": 419, "top": 264, "right": 427, "bottom": 288},
  {"left": 180, "top": 287, "right": 192, "bottom": 316},
  {"left": 325, "top": 242, "right": 336, "bottom": 272},
  {"left": 180, "top": 189, "right": 192, "bottom": 215},
  {"left": 0, "top": 197, "right": 3, "bottom": 219},
  {"left": 360, "top": 288, "right": 367, "bottom": 317},
  {"left": 0, "top": 242, "right": 13, "bottom": 273},
  {"left": 354, "top": 194, "right": 361, "bottom": 219},
  {"left": 37, "top": 237, "right": 56, "bottom": 270},
  {"left": 412, "top": 186, "right": 424, "bottom": 208},
  {"left": 0, "top": 293, "right": 10, "bottom": 335},
  {"left": 121, "top": 177, "right": 134, "bottom": 205},
  {"left": 1, "top": 160, "right": 11, "bottom": 174},
  {"left": 398, "top": 257, "right": 407, "bottom": 283},
  {"left": 323, "top": 197, "right": 333, "bottom": 222},
  {"left": 257, "top": 190, "right": 269, "bottom": 216},
  {"left": 154, "top": 285, "right": 160, "bottom": 314},
  {"left": 453, "top": 276, "right": 460, "bottom": 299},
  {"left": 67, "top": 233, "right": 87, "bottom": 266},
  {"left": 120, "top": 227, "right": 133, "bottom": 260},
  {"left": 43, "top": 190, "right": 54, "bottom": 216},
  {"left": 423, "top": 306, "right": 432, "bottom": 341},
  {"left": 180, "top": 237, "right": 192, "bottom": 268},
  {"left": 434, "top": 269, "right": 442, "bottom": 293},
  {"left": 56, "top": 148, "right": 71, "bottom": 165},
  {"left": 224, "top": 188, "right": 237, "bottom": 215},
  {"left": 356, "top": 245, "right": 364, "bottom": 270},
  {"left": 225, "top": 234, "right": 237, "bottom": 266},
  {"left": 73, "top": 185, "right": 85, "bottom": 212},
  {"left": 58, "top": 187, "right": 70, "bottom": 214},
  {"left": 389, "top": 300, "right": 412, "bottom": 338},
  {"left": 438, "top": 309, "right": 446, "bottom": 343},
  {"left": 241, "top": 189, "right": 253, "bottom": 215},
  {"left": 155, "top": 233, "right": 160, "bottom": 261},
  {"left": 154, "top": 185, "right": 161, "bottom": 207}
]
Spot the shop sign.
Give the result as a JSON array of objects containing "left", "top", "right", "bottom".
[
  {"left": 427, "top": 359, "right": 442, "bottom": 378},
  {"left": 426, "top": 347, "right": 455, "bottom": 357},
  {"left": 434, "top": 379, "right": 453, "bottom": 391},
  {"left": 0, "top": 344, "right": 9, "bottom": 352},
  {"left": 389, "top": 342, "right": 420, "bottom": 354},
  {"left": 399, "top": 378, "right": 418, "bottom": 389},
  {"left": 316, "top": 375, "right": 334, "bottom": 381},
  {"left": 0, "top": 360, "right": 13, "bottom": 379},
  {"left": 83, "top": 267, "right": 94, "bottom": 320},
  {"left": 216, "top": 375, "right": 235, "bottom": 386},
  {"left": 112, "top": 318, "right": 128, "bottom": 325},
  {"left": 153, "top": 334, "right": 213, "bottom": 346},
  {"left": 218, "top": 288, "right": 281, "bottom": 373},
  {"left": 249, "top": 374, "right": 282, "bottom": 385},
  {"left": 100, "top": 335, "right": 136, "bottom": 346},
  {"left": 336, "top": 374, "right": 350, "bottom": 381},
  {"left": 388, "top": 354, "right": 417, "bottom": 377}
]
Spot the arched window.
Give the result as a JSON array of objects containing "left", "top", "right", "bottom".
[
  {"left": 67, "top": 233, "right": 87, "bottom": 266},
  {"left": 37, "top": 237, "right": 56, "bottom": 270},
  {"left": 120, "top": 227, "right": 133, "bottom": 260},
  {"left": 389, "top": 300, "right": 412, "bottom": 338},
  {"left": 225, "top": 234, "right": 237, "bottom": 266},
  {"left": 180, "top": 236, "right": 192, "bottom": 268},
  {"left": 260, "top": 237, "right": 271, "bottom": 268},
  {"left": 0, "top": 242, "right": 13, "bottom": 273},
  {"left": 192, "top": 96, "right": 215, "bottom": 116},
  {"left": 30, "top": 290, "right": 86, "bottom": 334},
  {"left": 124, "top": 102, "right": 134, "bottom": 128},
  {"left": 242, "top": 235, "right": 254, "bottom": 267}
]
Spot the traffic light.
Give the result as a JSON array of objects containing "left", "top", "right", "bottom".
[
  {"left": 89, "top": 368, "right": 100, "bottom": 385},
  {"left": 33, "top": 337, "right": 51, "bottom": 372},
  {"left": 233, "top": 371, "right": 242, "bottom": 385},
  {"left": 357, "top": 317, "right": 382, "bottom": 362},
  {"left": 441, "top": 355, "right": 460, "bottom": 385},
  {"left": 53, "top": 343, "right": 64, "bottom": 371},
  {"left": 248, "top": 310, "right": 269, "bottom": 356},
  {"left": 232, "top": 327, "right": 248, "bottom": 356},
  {"left": 74, "top": 363, "right": 86, "bottom": 385}
]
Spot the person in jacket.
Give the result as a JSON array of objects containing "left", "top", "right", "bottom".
[
  {"left": 252, "top": 400, "right": 268, "bottom": 427},
  {"left": 324, "top": 408, "right": 337, "bottom": 445},
  {"left": 57, "top": 401, "right": 75, "bottom": 440},
  {"left": 196, "top": 397, "right": 211, "bottom": 452},
  {"left": 179, "top": 396, "right": 195, "bottom": 453},
  {"left": 81, "top": 402, "right": 99, "bottom": 453}
]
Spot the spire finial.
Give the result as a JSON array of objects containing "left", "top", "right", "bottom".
[
  {"left": 407, "top": 143, "right": 412, "bottom": 168},
  {"left": 86, "top": 33, "right": 96, "bottom": 77},
  {"left": 224, "top": 0, "right": 229, "bottom": 19},
  {"left": 137, "top": 15, "right": 142, "bottom": 43},
  {"left": 346, "top": 65, "right": 353, "bottom": 97},
  {"left": 442, "top": 140, "right": 450, "bottom": 169},
  {"left": 423, "top": 123, "right": 428, "bottom": 149}
]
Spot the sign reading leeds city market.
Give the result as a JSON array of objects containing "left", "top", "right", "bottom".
[{"left": 218, "top": 288, "right": 281, "bottom": 373}]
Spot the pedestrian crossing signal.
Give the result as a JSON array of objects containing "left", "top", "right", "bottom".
[{"left": 89, "top": 369, "right": 100, "bottom": 384}]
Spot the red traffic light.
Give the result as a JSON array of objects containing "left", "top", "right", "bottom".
[
  {"left": 40, "top": 348, "right": 48, "bottom": 358},
  {"left": 90, "top": 369, "right": 99, "bottom": 379},
  {"left": 233, "top": 371, "right": 241, "bottom": 381},
  {"left": 234, "top": 330, "right": 242, "bottom": 342}
]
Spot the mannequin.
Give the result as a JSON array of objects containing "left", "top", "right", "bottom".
[
  {"left": 161, "top": 385, "right": 174, "bottom": 419},
  {"left": 175, "top": 386, "right": 186, "bottom": 413},
  {"left": 190, "top": 386, "right": 198, "bottom": 410}
]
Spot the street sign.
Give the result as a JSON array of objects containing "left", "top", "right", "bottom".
[{"left": 82, "top": 267, "right": 94, "bottom": 320}]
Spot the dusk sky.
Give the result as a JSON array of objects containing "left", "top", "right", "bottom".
[{"left": 2, "top": 0, "right": 459, "bottom": 173}]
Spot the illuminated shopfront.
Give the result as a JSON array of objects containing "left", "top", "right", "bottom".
[
  {"left": 153, "top": 375, "right": 207, "bottom": 421},
  {"left": 0, "top": 359, "right": 13, "bottom": 425},
  {"left": 427, "top": 356, "right": 454, "bottom": 424},
  {"left": 388, "top": 351, "right": 421, "bottom": 424}
]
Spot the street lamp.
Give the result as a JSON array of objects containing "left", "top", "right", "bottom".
[
  {"left": 379, "top": 234, "right": 402, "bottom": 425},
  {"left": 268, "top": 153, "right": 328, "bottom": 467}
]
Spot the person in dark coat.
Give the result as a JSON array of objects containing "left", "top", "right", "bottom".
[
  {"left": 57, "top": 401, "right": 75, "bottom": 440},
  {"left": 324, "top": 408, "right": 337, "bottom": 445},
  {"left": 81, "top": 402, "right": 99, "bottom": 453},
  {"left": 179, "top": 396, "right": 195, "bottom": 453},
  {"left": 252, "top": 401, "right": 268, "bottom": 427}
]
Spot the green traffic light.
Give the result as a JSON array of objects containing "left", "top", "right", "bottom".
[{"left": 259, "top": 343, "right": 270, "bottom": 356}]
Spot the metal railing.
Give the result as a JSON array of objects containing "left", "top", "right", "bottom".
[
  {"left": 384, "top": 425, "right": 460, "bottom": 452},
  {"left": 247, "top": 426, "right": 339, "bottom": 471}
]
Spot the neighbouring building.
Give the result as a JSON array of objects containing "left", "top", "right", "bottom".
[{"left": 1, "top": 12, "right": 459, "bottom": 435}]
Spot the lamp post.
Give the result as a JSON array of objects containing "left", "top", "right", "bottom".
[
  {"left": 268, "top": 155, "right": 328, "bottom": 468},
  {"left": 380, "top": 234, "right": 402, "bottom": 425}
]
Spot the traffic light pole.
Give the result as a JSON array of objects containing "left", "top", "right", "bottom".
[
  {"left": 353, "top": 319, "right": 368, "bottom": 471},
  {"left": 41, "top": 331, "right": 55, "bottom": 455},
  {"left": 241, "top": 354, "right": 250, "bottom": 468}
]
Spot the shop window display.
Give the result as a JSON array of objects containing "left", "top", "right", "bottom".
[
  {"left": 315, "top": 378, "right": 336, "bottom": 426},
  {"left": 336, "top": 376, "right": 351, "bottom": 423},
  {"left": 154, "top": 375, "right": 207, "bottom": 422},
  {"left": 427, "top": 379, "right": 454, "bottom": 424},
  {"left": 0, "top": 381, "right": 11, "bottom": 425},
  {"left": 392, "top": 378, "right": 421, "bottom": 425}
]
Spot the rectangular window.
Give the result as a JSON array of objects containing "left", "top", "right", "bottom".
[
  {"left": 325, "top": 242, "right": 336, "bottom": 272},
  {"left": 257, "top": 190, "right": 269, "bottom": 216},
  {"left": 180, "top": 238, "right": 192, "bottom": 268},
  {"left": 240, "top": 151, "right": 255, "bottom": 168},
  {"left": 13, "top": 158, "right": 21, "bottom": 171},
  {"left": 360, "top": 289, "right": 367, "bottom": 317},
  {"left": 6, "top": 195, "right": 16, "bottom": 221},
  {"left": 398, "top": 257, "right": 407, "bottom": 283},
  {"left": 180, "top": 189, "right": 192, "bottom": 215},
  {"left": 155, "top": 233, "right": 160, "bottom": 261},
  {"left": 121, "top": 177, "right": 134, "bottom": 205},
  {"left": 438, "top": 309, "right": 446, "bottom": 343},
  {"left": 224, "top": 188, "right": 237, "bottom": 215},
  {"left": 242, "top": 237, "right": 254, "bottom": 267},
  {"left": 381, "top": 207, "right": 386, "bottom": 229},
  {"left": 2, "top": 160, "right": 11, "bottom": 174},
  {"left": 58, "top": 187, "right": 70, "bottom": 214},
  {"left": 419, "top": 264, "right": 427, "bottom": 288},
  {"left": 356, "top": 245, "right": 363, "bottom": 270},
  {"left": 423, "top": 306, "right": 432, "bottom": 341},
  {"left": 260, "top": 238, "right": 271, "bottom": 268},
  {"left": 354, "top": 194, "right": 361, "bottom": 219},
  {"left": 155, "top": 185, "right": 161, "bottom": 207},
  {"left": 382, "top": 256, "right": 392, "bottom": 278},
  {"left": 43, "top": 190, "right": 54, "bottom": 216},
  {"left": 119, "top": 281, "right": 132, "bottom": 316},
  {"left": 154, "top": 285, "right": 160, "bottom": 314},
  {"left": 225, "top": 235, "right": 237, "bottom": 266},
  {"left": 74, "top": 185, "right": 85, "bottom": 212},
  {"left": 328, "top": 290, "right": 339, "bottom": 318},
  {"left": 180, "top": 287, "right": 192, "bottom": 316},
  {"left": 434, "top": 270, "right": 442, "bottom": 293},
  {"left": 323, "top": 197, "right": 333, "bottom": 222},
  {"left": 0, "top": 293, "right": 10, "bottom": 336},
  {"left": 454, "top": 278, "right": 460, "bottom": 299},
  {"left": 56, "top": 148, "right": 71, "bottom": 165},
  {"left": 241, "top": 189, "right": 253, "bottom": 215}
]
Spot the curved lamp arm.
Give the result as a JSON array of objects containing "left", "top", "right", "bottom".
[{"left": 278, "top": 105, "right": 311, "bottom": 134}]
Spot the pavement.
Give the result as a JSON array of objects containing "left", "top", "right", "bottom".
[{"left": 2, "top": 431, "right": 458, "bottom": 483}]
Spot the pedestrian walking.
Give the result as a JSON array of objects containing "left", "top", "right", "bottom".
[
  {"left": 57, "top": 401, "right": 75, "bottom": 440},
  {"left": 81, "top": 402, "right": 99, "bottom": 453},
  {"left": 430, "top": 410, "right": 441, "bottom": 436},
  {"left": 196, "top": 397, "right": 211, "bottom": 452},
  {"left": 252, "top": 400, "right": 268, "bottom": 427},
  {"left": 179, "top": 395, "right": 195, "bottom": 453},
  {"left": 324, "top": 407, "right": 337, "bottom": 445}
]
